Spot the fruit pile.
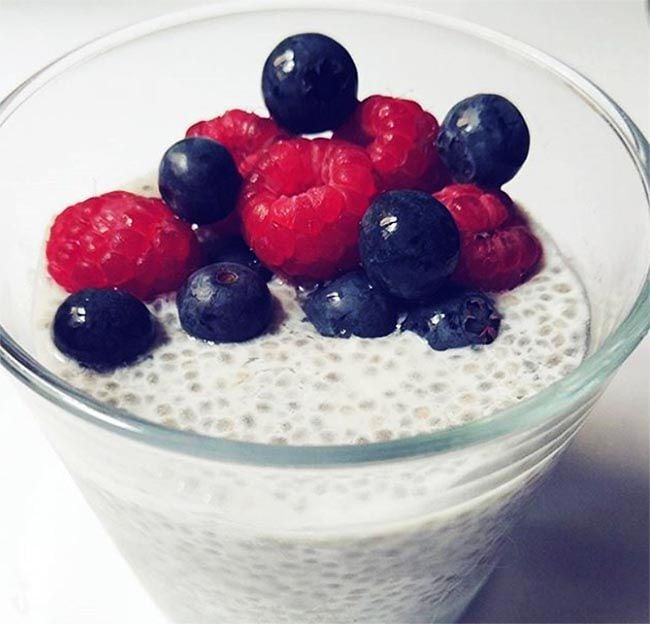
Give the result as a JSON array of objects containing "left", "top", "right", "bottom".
[{"left": 46, "top": 33, "right": 542, "bottom": 371}]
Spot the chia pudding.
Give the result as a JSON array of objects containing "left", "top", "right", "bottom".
[{"left": 29, "top": 29, "right": 594, "bottom": 624}]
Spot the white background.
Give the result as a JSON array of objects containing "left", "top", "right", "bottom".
[{"left": 0, "top": 1, "right": 648, "bottom": 623}]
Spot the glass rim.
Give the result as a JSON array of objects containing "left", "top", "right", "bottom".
[{"left": 0, "top": 0, "right": 648, "bottom": 467}]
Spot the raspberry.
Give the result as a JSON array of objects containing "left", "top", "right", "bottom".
[
  {"left": 334, "top": 95, "right": 449, "bottom": 192},
  {"left": 239, "top": 138, "right": 377, "bottom": 282},
  {"left": 186, "top": 109, "right": 288, "bottom": 177},
  {"left": 433, "top": 184, "right": 512, "bottom": 233},
  {"left": 46, "top": 191, "right": 201, "bottom": 300},
  {"left": 434, "top": 183, "right": 542, "bottom": 291},
  {"left": 454, "top": 225, "right": 543, "bottom": 292}
]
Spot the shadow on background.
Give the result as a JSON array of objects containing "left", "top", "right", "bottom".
[{"left": 461, "top": 448, "right": 649, "bottom": 623}]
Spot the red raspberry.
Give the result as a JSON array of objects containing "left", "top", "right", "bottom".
[
  {"left": 46, "top": 191, "right": 201, "bottom": 300},
  {"left": 334, "top": 95, "right": 449, "bottom": 192},
  {"left": 454, "top": 226, "right": 543, "bottom": 291},
  {"left": 434, "top": 183, "right": 542, "bottom": 291},
  {"left": 433, "top": 184, "right": 512, "bottom": 232},
  {"left": 186, "top": 109, "right": 288, "bottom": 177},
  {"left": 239, "top": 138, "right": 377, "bottom": 282}
]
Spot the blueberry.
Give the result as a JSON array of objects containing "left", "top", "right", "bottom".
[
  {"left": 301, "top": 271, "right": 398, "bottom": 338},
  {"left": 359, "top": 190, "right": 460, "bottom": 301},
  {"left": 177, "top": 262, "right": 273, "bottom": 342},
  {"left": 199, "top": 234, "right": 273, "bottom": 282},
  {"left": 159, "top": 137, "right": 242, "bottom": 225},
  {"left": 436, "top": 94, "right": 530, "bottom": 187},
  {"left": 262, "top": 33, "right": 358, "bottom": 134},
  {"left": 52, "top": 288, "right": 156, "bottom": 370},
  {"left": 403, "top": 290, "right": 501, "bottom": 351}
]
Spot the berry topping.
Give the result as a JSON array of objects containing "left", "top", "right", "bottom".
[
  {"left": 301, "top": 271, "right": 398, "bottom": 338},
  {"left": 158, "top": 137, "right": 242, "bottom": 225},
  {"left": 198, "top": 233, "right": 273, "bottom": 282},
  {"left": 334, "top": 95, "right": 449, "bottom": 192},
  {"left": 454, "top": 225, "right": 543, "bottom": 292},
  {"left": 359, "top": 190, "right": 460, "bottom": 300},
  {"left": 262, "top": 33, "right": 358, "bottom": 133},
  {"left": 53, "top": 288, "right": 156, "bottom": 370},
  {"left": 403, "top": 290, "right": 501, "bottom": 351},
  {"left": 437, "top": 94, "right": 530, "bottom": 187},
  {"left": 240, "top": 137, "right": 377, "bottom": 282},
  {"left": 186, "top": 109, "right": 288, "bottom": 177},
  {"left": 433, "top": 183, "right": 512, "bottom": 233},
  {"left": 177, "top": 262, "right": 273, "bottom": 343},
  {"left": 46, "top": 191, "right": 200, "bottom": 300}
]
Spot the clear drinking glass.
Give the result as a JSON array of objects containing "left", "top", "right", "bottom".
[{"left": 0, "top": 2, "right": 648, "bottom": 623}]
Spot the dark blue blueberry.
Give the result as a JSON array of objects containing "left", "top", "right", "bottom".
[
  {"left": 262, "top": 33, "right": 358, "bottom": 134},
  {"left": 159, "top": 137, "right": 242, "bottom": 225},
  {"left": 403, "top": 290, "right": 501, "bottom": 351},
  {"left": 198, "top": 233, "right": 273, "bottom": 282},
  {"left": 177, "top": 262, "right": 273, "bottom": 342},
  {"left": 52, "top": 288, "right": 156, "bottom": 370},
  {"left": 301, "top": 271, "right": 398, "bottom": 338},
  {"left": 436, "top": 94, "right": 530, "bottom": 187},
  {"left": 359, "top": 190, "right": 460, "bottom": 301}
]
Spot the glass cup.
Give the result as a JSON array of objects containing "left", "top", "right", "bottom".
[{"left": 0, "top": 3, "right": 648, "bottom": 623}]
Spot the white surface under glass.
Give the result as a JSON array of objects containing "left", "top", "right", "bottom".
[{"left": 0, "top": 1, "right": 647, "bottom": 623}]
